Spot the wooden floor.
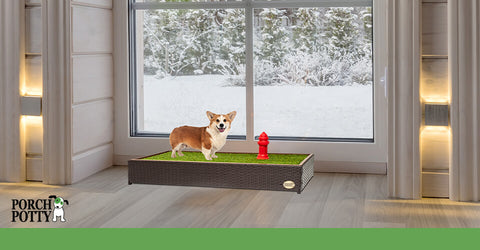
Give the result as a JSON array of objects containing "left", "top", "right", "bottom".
[{"left": 1, "top": 166, "right": 479, "bottom": 228}]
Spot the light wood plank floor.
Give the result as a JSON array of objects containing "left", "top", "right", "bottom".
[{"left": 1, "top": 166, "right": 479, "bottom": 228}]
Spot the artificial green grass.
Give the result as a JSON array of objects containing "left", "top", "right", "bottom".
[{"left": 143, "top": 151, "right": 308, "bottom": 165}]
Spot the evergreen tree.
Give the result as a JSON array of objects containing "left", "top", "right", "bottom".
[
  {"left": 143, "top": 10, "right": 167, "bottom": 76},
  {"left": 183, "top": 9, "right": 217, "bottom": 75},
  {"left": 356, "top": 7, "right": 373, "bottom": 60},
  {"left": 256, "top": 8, "right": 289, "bottom": 66},
  {"left": 143, "top": 9, "right": 189, "bottom": 77},
  {"left": 323, "top": 7, "right": 359, "bottom": 56},
  {"left": 142, "top": 5, "right": 373, "bottom": 86},
  {"left": 292, "top": 8, "right": 320, "bottom": 53},
  {"left": 217, "top": 9, "right": 246, "bottom": 75},
  {"left": 360, "top": 7, "right": 373, "bottom": 45}
]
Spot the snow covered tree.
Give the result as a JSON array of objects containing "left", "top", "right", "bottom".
[
  {"left": 142, "top": 5, "right": 373, "bottom": 86},
  {"left": 216, "top": 9, "right": 246, "bottom": 76},
  {"left": 323, "top": 7, "right": 359, "bottom": 57},
  {"left": 256, "top": 8, "right": 290, "bottom": 66},
  {"left": 182, "top": 9, "right": 218, "bottom": 75},
  {"left": 292, "top": 8, "right": 320, "bottom": 53},
  {"left": 360, "top": 7, "right": 373, "bottom": 45},
  {"left": 143, "top": 9, "right": 192, "bottom": 78},
  {"left": 355, "top": 7, "right": 373, "bottom": 61},
  {"left": 143, "top": 10, "right": 170, "bottom": 76}
]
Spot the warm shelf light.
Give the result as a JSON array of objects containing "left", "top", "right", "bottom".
[
  {"left": 422, "top": 97, "right": 449, "bottom": 104},
  {"left": 21, "top": 115, "right": 43, "bottom": 124},
  {"left": 421, "top": 125, "right": 451, "bottom": 133},
  {"left": 24, "top": 91, "right": 42, "bottom": 97},
  {"left": 21, "top": 87, "right": 42, "bottom": 97}
]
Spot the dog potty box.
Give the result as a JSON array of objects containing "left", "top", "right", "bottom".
[{"left": 128, "top": 151, "right": 314, "bottom": 194}]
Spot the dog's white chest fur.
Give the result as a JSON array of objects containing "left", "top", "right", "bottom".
[{"left": 206, "top": 127, "right": 227, "bottom": 151}]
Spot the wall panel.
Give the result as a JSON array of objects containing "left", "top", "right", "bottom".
[
  {"left": 72, "top": 54, "right": 113, "bottom": 104},
  {"left": 72, "top": 6, "right": 113, "bottom": 53},
  {"left": 72, "top": 99, "right": 114, "bottom": 154},
  {"left": 70, "top": 1, "right": 114, "bottom": 183},
  {"left": 72, "top": 0, "right": 112, "bottom": 9}
]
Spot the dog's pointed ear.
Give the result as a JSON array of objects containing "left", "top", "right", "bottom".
[
  {"left": 64, "top": 200, "right": 69, "bottom": 205},
  {"left": 206, "top": 111, "right": 215, "bottom": 120},
  {"left": 49, "top": 195, "right": 57, "bottom": 199},
  {"left": 227, "top": 111, "right": 237, "bottom": 121}
]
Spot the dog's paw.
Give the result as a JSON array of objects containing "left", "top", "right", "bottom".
[
  {"left": 211, "top": 154, "right": 218, "bottom": 158},
  {"left": 171, "top": 153, "right": 176, "bottom": 158},
  {"left": 178, "top": 152, "right": 184, "bottom": 157}
]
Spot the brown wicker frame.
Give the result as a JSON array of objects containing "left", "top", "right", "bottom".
[{"left": 128, "top": 151, "right": 314, "bottom": 194}]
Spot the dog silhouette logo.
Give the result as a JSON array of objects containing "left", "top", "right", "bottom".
[{"left": 49, "top": 195, "right": 69, "bottom": 222}]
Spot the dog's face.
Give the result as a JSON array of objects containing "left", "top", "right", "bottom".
[
  {"left": 206, "top": 111, "right": 236, "bottom": 133},
  {"left": 54, "top": 197, "right": 65, "bottom": 209}
]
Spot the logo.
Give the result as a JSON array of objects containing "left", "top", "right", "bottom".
[
  {"left": 49, "top": 195, "right": 69, "bottom": 222},
  {"left": 283, "top": 180, "right": 295, "bottom": 189},
  {"left": 11, "top": 195, "right": 69, "bottom": 223}
]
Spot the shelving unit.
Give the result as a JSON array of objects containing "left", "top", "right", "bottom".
[{"left": 420, "top": 0, "right": 449, "bottom": 198}]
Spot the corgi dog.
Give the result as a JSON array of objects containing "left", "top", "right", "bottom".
[{"left": 170, "top": 111, "right": 237, "bottom": 160}]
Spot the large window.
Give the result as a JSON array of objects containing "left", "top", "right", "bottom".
[{"left": 130, "top": 0, "right": 373, "bottom": 141}]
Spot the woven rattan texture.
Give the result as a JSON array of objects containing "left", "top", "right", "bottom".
[
  {"left": 301, "top": 156, "right": 314, "bottom": 191},
  {"left": 128, "top": 154, "right": 314, "bottom": 194}
]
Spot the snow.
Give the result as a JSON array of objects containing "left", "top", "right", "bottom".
[{"left": 142, "top": 75, "right": 373, "bottom": 138}]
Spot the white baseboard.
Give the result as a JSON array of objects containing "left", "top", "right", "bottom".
[{"left": 72, "top": 143, "right": 113, "bottom": 183}]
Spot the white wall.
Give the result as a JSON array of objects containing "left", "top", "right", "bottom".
[
  {"left": 0, "top": 0, "right": 24, "bottom": 182},
  {"left": 70, "top": 0, "right": 114, "bottom": 183},
  {"left": 449, "top": 0, "right": 480, "bottom": 201}
]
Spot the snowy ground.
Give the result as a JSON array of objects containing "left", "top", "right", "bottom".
[{"left": 142, "top": 75, "right": 373, "bottom": 138}]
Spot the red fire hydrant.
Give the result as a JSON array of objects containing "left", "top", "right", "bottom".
[{"left": 257, "top": 132, "right": 269, "bottom": 160}]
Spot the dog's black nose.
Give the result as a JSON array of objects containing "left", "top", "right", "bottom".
[{"left": 219, "top": 123, "right": 224, "bottom": 128}]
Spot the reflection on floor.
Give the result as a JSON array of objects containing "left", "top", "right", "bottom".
[{"left": 1, "top": 166, "right": 479, "bottom": 228}]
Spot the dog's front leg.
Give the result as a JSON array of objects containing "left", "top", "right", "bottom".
[
  {"left": 211, "top": 149, "right": 218, "bottom": 158},
  {"left": 60, "top": 212, "right": 66, "bottom": 222},
  {"left": 201, "top": 147, "right": 212, "bottom": 160}
]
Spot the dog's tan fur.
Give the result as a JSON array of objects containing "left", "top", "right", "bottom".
[
  {"left": 169, "top": 126, "right": 212, "bottom": 151},
  {"left": 169, "top": 111, "right": 236, "bottom": 160}
]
